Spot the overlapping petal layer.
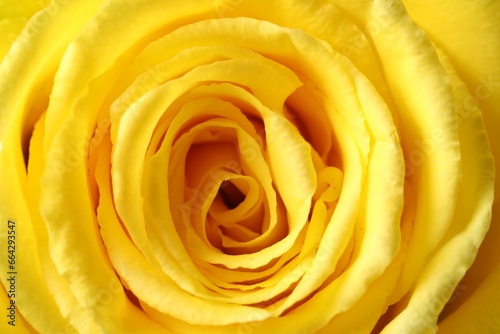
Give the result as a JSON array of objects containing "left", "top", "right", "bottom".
[{"left": 0, "top": 0, "right": 496, "bottom": 333}]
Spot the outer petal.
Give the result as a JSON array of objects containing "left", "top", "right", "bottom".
[
  {"left": 0, "top": 0, "right": 496, "bottom": 333},
  {"left": 402, "top": 0, "right": 500, "bottom": 332},
  {"left": 0, "top": 0, "right": 111, "bottom": 332},
  {"left": 0, "top": 0, "right": 49, "bottom": 61}
]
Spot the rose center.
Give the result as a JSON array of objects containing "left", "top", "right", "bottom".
[{"left": 218, "top": 180, "right": 246, "bottom": 209}]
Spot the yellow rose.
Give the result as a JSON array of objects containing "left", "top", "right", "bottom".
[{"left": 0, "top": 0, "right": 498, "bottom": 333}]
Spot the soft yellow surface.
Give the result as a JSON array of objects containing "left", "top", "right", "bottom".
[{"left": 0, "top": 0, "right": 497, "bottom": 333}]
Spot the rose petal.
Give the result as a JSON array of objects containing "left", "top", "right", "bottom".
[
  {"left": 402, "top": 0, "right": 500, "bottom": 331},
  {"left": 381, "top": 52, "right": 495, "bottom": 333}
]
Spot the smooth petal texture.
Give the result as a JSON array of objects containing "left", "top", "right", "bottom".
[
  {"left": 0, "top": 1, "right": 105, "bottom": 332},
  {"left": 381, "top": 51, "right": 495, "bottom": 333},
  {"left": 401, "top": 0, "right": 500, "bottom": 331},
  {"left": 0, "top": 0, "right": 49, "bottom": 61},
  {"left": 0, "top": 0, "right": 497, "bottom": 333}
]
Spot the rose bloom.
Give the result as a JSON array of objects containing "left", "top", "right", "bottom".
[{"left": 0, "top": 0, "right": 498, "bottom": 333}]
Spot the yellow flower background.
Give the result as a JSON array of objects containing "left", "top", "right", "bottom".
[{"left": 0, "top": 0, "right": 498, "bottom": 333}]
